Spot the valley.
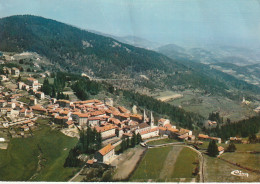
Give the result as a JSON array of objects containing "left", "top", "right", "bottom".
[{"left": 0, "top": 13, "right": 260, "bottom": 183}]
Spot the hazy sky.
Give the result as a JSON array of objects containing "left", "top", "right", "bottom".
[{"left": 0, "top": 0, "right": 260, "bottom": 47}]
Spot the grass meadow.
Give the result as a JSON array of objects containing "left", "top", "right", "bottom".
[{"left": 0, "top": 123, "right": 78, "bottom": 181}]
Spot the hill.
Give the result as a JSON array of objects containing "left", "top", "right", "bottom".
[
  {"left": 157, "top": 44, "right": 260, "bottom": 100},
  {"left": 0, "top": 15, "right": 182, "bottom": 77},
  {"left": 0, "top": 15, "right": 259, "bottom": 101}
]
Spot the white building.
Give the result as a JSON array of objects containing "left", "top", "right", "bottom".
[
  {"left": 95, "top": 124, "right": 116, "bottom": 139},
  {"left": 0, "top": 75, "right": 7, "bottom": 81},
  {"left": 140, "top": 127, "right": 159, "bottom": 139},
  {"left": 158, "top": 118, "right": 170, "bottom": 127},
  {"left": 11, "top": 67, "right": 20, "bottom": 76},
  {"left": 94, "top": 143, "right": 115, "bottom": 164},
  {"left": 204, "top": 120, "right": 217, "bottom": 129}
]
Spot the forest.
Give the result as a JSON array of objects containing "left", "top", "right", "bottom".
[
  {"left": 1, "top": 15, "right": 259, "bottom": 100},
  {"left": 206, "top": 115, "right": 260, "bottom": 140}
]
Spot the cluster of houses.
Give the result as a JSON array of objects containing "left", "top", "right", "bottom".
[
  {"left": 18, "top": 77, "right": 41, "bottom": 91},
  {"left": 0, "top": 70, "right": 47, "bottom": 135},
  {"left": 0, "top": 67, "right": 20, "bottom": 81},
  {"left": 0, "top": 89, "right": 37, "bottom": 134},
  {"left": 197, "top": 133, "right": 222, "bottom": 144},
  {"left": 204, "top": 120, "right": 217, "bottom": 129},
  {"left": 0, "top": 67, "right": 227, "bottom": 164}
]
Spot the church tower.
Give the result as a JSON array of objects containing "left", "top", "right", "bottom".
[
  {"left": 143, "top": 109, "right": 147, "bottom": 123},
  {"left": 150, "top": 111, "right": 154, "bottom": 128}
]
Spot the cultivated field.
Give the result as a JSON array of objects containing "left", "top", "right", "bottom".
[
  {"left": 221, "top": 152, "right": 260, "bottom": 170},
  {"left": 112, "top": 146, "right": 146, "bottom": 181},
  {"left": 235, "top": 143, "right": 260, "bottom": 152},
  {"left": 0, "top": 123, "right": 78, "bottom": 181},
  {"left": 204, "top": 155, "right": 260, "bottom": 182},
  {"left": 158, "top": 90, "right": 256, "bottom": 121},
  {"left": 155, "top": 91, "right": 183, "bottom": 102},
  {"left": 130, "top": 146, "right": 199, "bottom": 182},
  {"left": 170, "top": 147, "right": 198, "bottom": 181}
]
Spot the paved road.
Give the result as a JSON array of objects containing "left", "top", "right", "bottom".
[{"left": 68, "top": 165, "right": 86, "bottom": 182}]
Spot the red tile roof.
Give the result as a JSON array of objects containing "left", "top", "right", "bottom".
[
  {"left": 118, "top": 106, "right": 129, "bottom": 113},
  {"left": 198, "top": 134, "right": 209, "bottom": 139},
  {"left": 140, "top": 127, "right": 159, "bottom": 135},
  {"left": 95, "top": 124, "right": 116, "bottom": 133},
  {"left": 218, "top": 146, "right": 224, "bottom": 152},
  {"left": 98, "top": 144, "right": 115, "bottom": 156}
]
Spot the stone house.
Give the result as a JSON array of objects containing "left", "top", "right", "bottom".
[{"left": 94, "top": 143, "right": 115, "bottom": 164}]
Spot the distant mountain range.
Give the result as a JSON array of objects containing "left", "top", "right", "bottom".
[
  {"left": 0, "top": 15, "right": 259, "bottom": 100},
  {"left": 87, "top": 29, "right": 161, "bottom": 50},
  {"left": 157, "top": 44, "right": 260, "bottom": 65}
]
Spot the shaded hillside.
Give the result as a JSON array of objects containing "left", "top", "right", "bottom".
[
  {"left": 0, "top": 15, "right": 183, "bottom": 78},
  {"left": 158, "top": 44, "right": 260, "bottom": 99},
  {"left": 0, "top": 15, "right": 259, "bottom": 99}
]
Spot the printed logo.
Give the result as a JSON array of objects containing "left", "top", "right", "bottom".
[{"left": 231, "top": 170, "right": 249, "bottom": 177}]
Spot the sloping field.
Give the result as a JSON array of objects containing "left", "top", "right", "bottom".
[
  {"left": 157, "top": 94, "right": 183, "bottom": 102},
  {"left": 171, "top": 147, "right": 198, "bottom": 180},
  {"left": 130, "top": 146, "right": 172, "bottom": 181},
  {"left": 112, "top": 147, "right": 146, "bottom": 180},
  {"left": 130, "top": 146, "right": 199, "bottom": 182},
  {"left": 204, "top": 155, "right": 260, "bottom": 182},
  {"left": 0, "top": 124, "right": 78, "bottom": 181},
  {"left": 221, "top": 152, "right": 260, "bottom": 171}
]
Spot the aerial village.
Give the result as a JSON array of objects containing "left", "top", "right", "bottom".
[{"left": 0, "top": 64, "right": 233, "bottom": 166}]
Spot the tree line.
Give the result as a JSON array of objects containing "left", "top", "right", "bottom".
[
  {"left": 71, "top": 77, "right": 102, "bottom": 100},
  {"left": 64, "top": 126, "right": 102, "bottom": 167},
  {"left": 119, "top": 132, "right": 142, "bottom": 153},
  {"left": 208, "top": 115, "right": 260, "bottom": 141},
  {"left": 41, "top": 72, "right": 78, "bottom": 99}
]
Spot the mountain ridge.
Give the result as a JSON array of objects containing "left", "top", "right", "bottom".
[{"left": 0, "top": 15, "right": 259, "bottom": 100}]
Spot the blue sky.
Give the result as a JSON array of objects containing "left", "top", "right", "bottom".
[{"left": 0, "top": 0, "right": 260, "bottom": 47}]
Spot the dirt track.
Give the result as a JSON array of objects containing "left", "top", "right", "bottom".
[
  {"left": 159, "top": 146, "right": 183, "bottom": 180},
  {"left": 112, "top": 147, "right": 146, "bottom": 180}
]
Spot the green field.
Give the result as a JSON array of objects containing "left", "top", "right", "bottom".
[
  {"left": 221, "top": 152, "right": 260, "bottom": 170},
  {"left": 198, "top": 142, "right": 228, "bottom": 150},
  {"left": 168, "top": 90, "right": 256, "bottom": 121},
  {"left": 197, "top": 142, "right": 260, "bottom": 152},
  {"left": 130, "top": 146, "right": 172, "bottom": 181},
  {"left": 130, "top": 146, "right": 199, "bottom": 182},
  {"left": 235, "top": 143, "right": 260, "bottom": 152},
  {"left": 171, "top": 147, "right": 198, "bottom": 179},
  {"left": 147, "top": 138, "right": 179, "bottom": 145},
  {"left": 0, "top": 123, "right": 78, "bottom": 181},
  {"left": 204, "top": 155, "right": 260, "bottom": 182}
]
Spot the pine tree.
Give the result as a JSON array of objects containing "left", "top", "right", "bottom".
[
  {"left": 137, "top": 133, "right": 142, "bottom": 144},
  {"left": 120, "top": 138, "right": 127, "bottom": 153},
  {"left": 17, "top": 75, "right": 21, "bottom": 82},
  {"left": 96, "top": 131, "right": 102, "bottom": 150},
  {"left": 226, "top": 142, "right": 236, "bottom": 152},
  {"left": 126, "top": 137, "right": 130, "bottom": 148},
  {"left": 51, "top": 87, "right": 56, "bottom": 98},
  {"left": 115, "top": 129, "right": 119, "bottom": 137},
  {"left": 131, "top": 132, "right": 137, "bottom": 147},
  {"left": 207, "top": 140, "right": 219, "bottom": 157}
]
